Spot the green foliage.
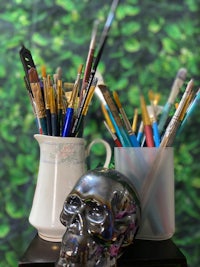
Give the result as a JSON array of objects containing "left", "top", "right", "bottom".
[{"left": 0, "top": 0, "right": 200, "bottom": 266}]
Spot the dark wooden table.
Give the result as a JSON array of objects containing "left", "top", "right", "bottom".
[{"left": 18, "top": 235, "right": 187, "bottom": 267}]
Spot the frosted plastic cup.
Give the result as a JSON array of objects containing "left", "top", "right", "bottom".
[{"left": 114, "top": 147, "right": 175, "bottom": 240}]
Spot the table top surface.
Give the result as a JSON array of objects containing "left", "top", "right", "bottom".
[{"left": 19, "top": 235, "right": 187, "bottom": 267}]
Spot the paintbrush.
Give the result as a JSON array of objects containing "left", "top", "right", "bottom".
[
  {"left": 101, "top": 103, "right": 115, "bottom": 134},
  {"left": 19, "top": 45, "right": 43, "bottom": 133},
  {"left": 56, "top": 79, "right": 64, "bottom": 136},
  {"left": 137, "top": 121, "right": 144, "bottom": 144},
  {"left": 132, "top": 108, "right": 138, "bottom": 134},
  {"left": 49, "top": 81, "right": 58, "bottom": 136},
  {"left": 79, "top": 20, "right": 99, "bottom": 104},
  {"left": 160, "top": 79, "right": 194, "bottom": 147},
  {"left": 99, "top": 84, "right": 132, "bottom": 147},
  {"left": 29, "top": 67, "right": 47, "bottom": 135},
  {"left": 113, "top": 91, "right": 139, "bottom": 147},
  {"left": 103, "top": 120, "right": 122, "bottom": 147},
  {"left": 177, "top": 88, "right": 200, "bottom": 135},
  {"left": 19, "top": 45, "right": 36, "bottom": 93},
  {"left": 70, "top": 0, "right": 120, "bottom": 136},
  {"left": 139, "top": 88, "right": 155, "bottom": 147},
  {"left": 54, "top": 67, "right": 65, "bottom": 136},
  {"left": 75, "top": 78, "right": 98, "bottom": 137},
  {"left": 41, "top": 66, "right": 52, "bottom": 136},
  {"left": 147, "top": 90, "right": 161, "bottom": 147},
  {"left": 158, "top": 68, "right": 187, "bottom": 134},
  {"left": 62, "top": 64, "right": 83, "bottom": 137}
]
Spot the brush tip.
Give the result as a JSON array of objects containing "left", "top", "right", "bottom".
[
  {"left": 56, "top": 66, "right": 62, "bottom": 80},
  {"left": 177, "top": 68, "right": 187, "bottom": 81},
  {"left": 78, "top": 64, "right": 83, "bottom": 74},
  {"left": 98, "top": 84, "right": 107, "bottom": 92},
  {"left": 41, "top": 65, "right": 46, "bottom": 78},
  {"left": 113, "top": 91, "right": 122, "bottom": 108},
  {"left": 95, "top": 70, "right": 105, "bottom": 86},
  {"left": 28, "top": 67, "right": 39, "bottom": 83}
]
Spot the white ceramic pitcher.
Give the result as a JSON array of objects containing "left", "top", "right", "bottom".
[{"left": 29, "top": 134, "right": 112, "bottom": 242}]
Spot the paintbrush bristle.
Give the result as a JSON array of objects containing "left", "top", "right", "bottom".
[
  {"left": 148, "top": 90, "right": 161, "bottom": 105},
  {"left": 113, "top": 91, "right": 122, "bottom": 109},
  {"left": 95, "top": 70, "right": 105, "bottom": 86},
  {"left": 177, "top": 68, "right": 187, "bottom": 81},
  {"left": 28, "top": 67, "right": 39, "bottom": 83},
  {"left": 56, "top": 66, "right": 62, "bottom": 80},
  {"left": 41, "top": 65, "right": 47, "bottom": 78},
  {"left": 78, "top": 64, "right": 83, "bottom": 75}
]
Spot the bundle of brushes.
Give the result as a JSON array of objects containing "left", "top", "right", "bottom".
[
  {"left": 19, "top": 0, "right": 119, "bottom": 138},
  {"left": 95, "top": 68, "right": 200, "bottom": 148}
]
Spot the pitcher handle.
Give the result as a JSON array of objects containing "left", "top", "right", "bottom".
[{"left": 86, "top": 138, "right": 112, "bottom": 168}]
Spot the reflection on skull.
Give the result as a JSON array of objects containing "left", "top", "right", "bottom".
[{"left": 56, "top": 168, "right": 141, "bottom": 267}]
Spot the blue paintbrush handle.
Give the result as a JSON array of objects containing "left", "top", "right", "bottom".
[
  {"left": 152, "top": 121, "right": 160, "bottom": 147},
  {"left": 62, "top": 108, "right": 74, "bottom": 137}
]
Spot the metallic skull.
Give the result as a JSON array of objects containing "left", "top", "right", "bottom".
[{"left": 56, "top": 168, "right": 141, "bottom": 267}]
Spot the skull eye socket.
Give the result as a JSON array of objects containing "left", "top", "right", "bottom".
[
  {"left": 64, "top": 195, "right": 82, "bottom": 214},
  {"left": 86, "top": 201, "right": 107, "bottom": 223}
]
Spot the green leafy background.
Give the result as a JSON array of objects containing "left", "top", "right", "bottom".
[{"left": 0, "top": 0, "right": 200, "bottom": 266}]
